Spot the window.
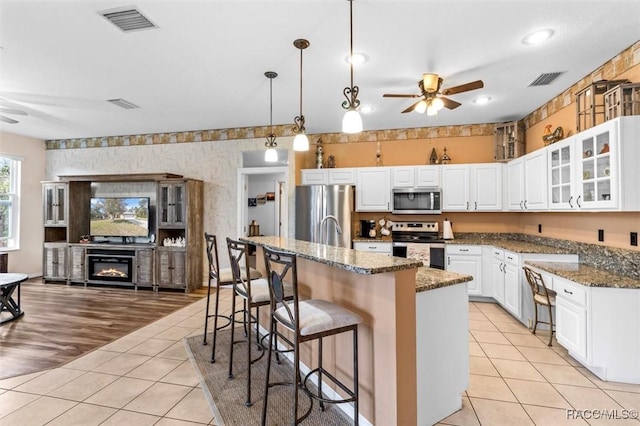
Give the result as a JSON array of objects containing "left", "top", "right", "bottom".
[{"left": 0, "top": 155, "right": 21, "bottom": 250}]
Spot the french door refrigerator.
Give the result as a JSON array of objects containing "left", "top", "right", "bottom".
[{"left": 295, "top": 185, "right": 354, "bottom": 248}]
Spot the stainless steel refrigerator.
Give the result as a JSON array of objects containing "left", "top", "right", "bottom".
[{"left": 295, "top": 185, "right": 354, "bottom": 248}]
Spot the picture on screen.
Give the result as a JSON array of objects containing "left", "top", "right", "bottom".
[{"left": 90, "top": 197, "right": 150, "bottom": 237}]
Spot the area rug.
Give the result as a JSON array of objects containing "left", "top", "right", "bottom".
[{"left": 184, "top": 329, "right": 352, "bottom": 425}]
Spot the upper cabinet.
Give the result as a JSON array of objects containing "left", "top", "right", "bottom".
[
  {"left": 392, "top": 166, "right": 440, "bottom": 188},
  {"left": 506, "top": 149, "right": 547, "bottom": 211},
  {"left": 43, "top": 183, "right": 68, "bottom": 226},
  {"left": 442, "top": 163, "right": 503, "bottom": 212},
  {"left": 547, "top": 116, "right": 640, "bottom": 211},
  {"left": 301, "top": 168, "right": 356, "bottom": 185},
  {"left": 356, "top": 167, "right": 391, "bottom": 212},
  {"left": 158, "top": 182, "right": 186, "bottom": 227}
]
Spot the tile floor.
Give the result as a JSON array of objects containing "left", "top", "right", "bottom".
[{"left": 1, "top": 291, "right": 639, "bottom": 425}]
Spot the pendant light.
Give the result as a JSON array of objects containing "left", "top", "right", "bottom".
[
  {"left": 264, "top": 71, "right": 278, "bottom": 163},
  {"left": 292, "top": 39, "right": 310, "bottom": 151},
  {"left": 341, "top": 0, "right": 362, "bottom": 134}
]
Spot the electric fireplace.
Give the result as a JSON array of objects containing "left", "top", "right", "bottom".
[{"left": 87, "top": 249, "right": 135, "bottom": 284}]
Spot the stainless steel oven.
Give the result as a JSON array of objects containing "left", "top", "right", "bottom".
[
  {"left": 392, "top": 187, "right": 441, "bottom": 214},
  {"left": 391, "top": 221, "right": 445, "bottom": 270}
]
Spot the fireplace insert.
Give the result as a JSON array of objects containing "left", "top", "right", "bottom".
[{"left": 87, "top": 249, "right": 135, "bottom": 284}]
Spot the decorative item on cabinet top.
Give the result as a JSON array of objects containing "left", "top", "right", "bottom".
[
  {"left": 542, "top": 125, "right": 564, "bottom": 145},
  {"left": 604, "top": 82, "right": 640, "bottom": 121},
  {"left": 440, "top": 147, "right": 451, "bottom": 164}
]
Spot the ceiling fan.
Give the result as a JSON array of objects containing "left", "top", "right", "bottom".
[
  {"left": 383, "top": 73, "right": 484, "bottom": 115},
  {"left": 0, "top": 101, "right": 28, "bottom": 124}
]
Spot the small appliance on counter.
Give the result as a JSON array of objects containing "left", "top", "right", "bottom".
[
  {"left": 360, "top": 219, "right": 377, "bottom": 238},
  {"left": 442, "top": 219, "right": 454, "bottom": 240}
]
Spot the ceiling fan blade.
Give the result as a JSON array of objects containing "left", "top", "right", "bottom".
[
  {"left": 441, "top": 80, "right": 484, "bottom": 96},
  {"left": 440, "top": 97, "right": 462, "bottom": 110},
  {"left": 0, "top": 115, "right": 19, "bottom": 124},
  {"left": 0, "top": 107, "right": 28, "bottom": 116},
  {"left": 383, "top": 94, "right": 421, "bottom": 98},
  {"left": 401, "top": 100, "right": 422, "bottom": 113}
]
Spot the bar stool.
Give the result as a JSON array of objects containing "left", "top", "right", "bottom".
[
  {"left": 261, "top": 246, "right": 360, "bottom": 426},
  {"left": 202, "top": 233, "right": 262, "bottom": 363},
  {"left": 523, "top": 266, "right": 556, "bottom": 346},
  {"left": 227, "top": 237, "right": 293, "bottom": 407}
]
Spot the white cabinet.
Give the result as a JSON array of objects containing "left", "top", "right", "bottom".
[
  {"left": 301, "top": 169, "right": 328, "bottom": 185},
  {"left": 392, "top": 166, "right": 440, "bottom": 188},
  {"left": 491, "top": 248, "right": 505, "bottom": 305},
  {"left": 555, "top": 277, "right": 588, "bottom": 361},
  {"left": 503, "top": 251, "right": 521, "bottom": 318},
  {"left": 356, "top": 167, "right": 391, "bottom": 212},
  {"left": 353, "top": 241, "right": 392, "bottom": 256},
  {"left": 548, "top": 137, "right": 577, "bottom": 210},
  {"left": 301, "top": 168, "right": 357, "bottom": 185},
  {"left": 506, "top": 149, "right": 547, "bottom": 211},
  {"left": 442, "top": 163, "right": 503, "bottom": 211},
  {"left": 446, "top": 245, "right": 482, "bottom": 296}
]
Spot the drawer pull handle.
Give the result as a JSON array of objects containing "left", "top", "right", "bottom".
[
  {"left": 564, "top": 289, "right": 573, "bottom": 295},
  {"left": 460, "top": 249, "right": 469, "bottom": 252}
]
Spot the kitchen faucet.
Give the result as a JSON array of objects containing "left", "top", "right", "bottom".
[{"left": 319, "top": 215, "right": 342, "bottom": 245}]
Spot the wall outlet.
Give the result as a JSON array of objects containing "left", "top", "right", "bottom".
[
  {"left": 598, "top": 229, "right": 604, "bottom": 242},
  {"left": 631, "top": 232, "right": 638, "bottom": 247},
  {"left": 538, "top": 224, "right": 542, "bottom": 233}
]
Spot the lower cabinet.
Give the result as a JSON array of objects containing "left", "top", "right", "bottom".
[
  {"left": 503, "top": 252, "right": 521, "bottom": 318},
  {"left": 136, "top": 248, "right": 155, "bottom": 288},
  {"left": 353, "top": 241, "right": 392, "bottom": 256},
  {"left": 156, "top": 247, "right": 186, "bottom": 289},
  {"left": 68, "top": 245, "right": 86, "bottom": 283},
  {"left": 43, "top": 243, "right": 67, "bottom": 281},
  {"left": 446, "top": 245, "right": 482, "bottom": 296},
  {"left": 491, "top": 248, "right": 505, "bottom": 304}
]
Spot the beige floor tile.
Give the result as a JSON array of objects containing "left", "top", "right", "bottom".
[
  {"left": 554, "top": 384, "right": 623, "bottom": 410},
  {"left": 470, "top": 330, "right": 511, "bottom": 345},
  {"left": 100, "top": 333, "right": 150, "bottom": 353},
  {"left": 503, "top": 332, "right": 549, "bottom": 348},
  {"left": 505, "top": 378, "right": 572, "bottom": 408},
  {"left": 468, "top": 302, "right": 481, "bottom": 312},
  {"left": 469, "top": 397, "right": 534, "bottom": 426},
  {"left": 439, "top": 396, "right": 479, "bottom": 426},
  {"left": 164, "top": 388, "right": 214, "bottom": 424},
  {"left": 469, "top": 341, "right": 486, "bottom": 357},
  {"left": 532, "top": 363, "right": 596, "bottom": 388},
  {"left": 155, "top": 419, "right": 210, "bottom": 426},
  {"left": 468, "top": 320, "right": 498, "bottom": 332},
  {"left": 175, "top": 315, "right": 206, "bottom": 329},
  {"left": 604, "top": 390, "right": 640, "bottom": 412},
  {"left": 132, "top": 323, "right": 172, "bottom": 338},
  {"left": 157, "top": 341, "right": 190, "bottom": 360},
  {"left": 92, "top": 352, "right": 151, "bottom": 375},
  {"left": 523, "top": 404, "right": 589, "bottom": 425},
  {"left": 45, "top": 402, "right": 116, "bottom": 426},
  {"left": 0, "top": 395, "right": 77, "bottom": 426},
  {"left": 594, "top": 378, "right": 640, "bottom": 394},
  {"left": 0, "top": 370, "right": 47, "bottom": 390},
  {"left": 48, "top": 371, "right": 119, "bottom": 401},
  {"left": 125, "top": 357, "right": 184, "bottom": 381},
  {"left": 127, "top": 338, "right": 176, "bottom": 357},
  {"left": 0, "top": 390, "right": 40, "bottom": 417},
  {"left": 575, "top": 367, "right": 603, "bottom": 386},
  {"left": 473, "top": 302, "right": 504, "bottom": 314},
  {"left": 491, "top": 359, "right": 546, "bottom": 382},
  {"left": 99, "top": 409, "right": 160, "bottom": 425},
  {"left": 478, "top": 342, "right": 526, "bottom": 361},
  {"left": 153, "top": 326, "right": 195, "bottom": 341},
  {"left": 483, "top": 312, "right": 520, "bottom": 324},
  {"left": 85, "top": 377, "right": 155, "bottom": 408},
  {"left": 466, "top": 374, "right": 517, "bottom": 402},
  {"left": 468, "top": 311, "right": 488, "bottom": 321},
  {"left": 13, "top": 367, "right": 85, "bottom": 395},
  {"left": 492, "top": 321, "right": 531, "bottom": 334},
  {"left": 62, "top": 349, "right": 121, "bottom": 371},
  {"left": 517, "top": 346, "right": 569, "bottom": 366},
  {"left": 469, "top": 357, "right": 500, "bottom": 377},
  {"left": 582, "top": 416, "right": 640, "bottom": 425},
  {"left": 161, "top": 361, "right": 200, "bottom": 387},
  {"left": 469, "top": 332, "right": 475, "bottom": 342},
  {"left": 123, "top": 382, "right": 192, "bottom": 416}
]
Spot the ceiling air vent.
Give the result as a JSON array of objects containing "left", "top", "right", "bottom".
[
  {"left": 108, "top": 98, "right": 140, "bottom": 109},
  {"left": 99, "top": 6, "right": 156, "bottom": 32},
  {"left": 528, "top": 72, "right": 564, "bottom": 87}
]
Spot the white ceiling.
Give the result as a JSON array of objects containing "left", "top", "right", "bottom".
[{"left": 1, "top": 0, "right": 639, "bottom": 141}]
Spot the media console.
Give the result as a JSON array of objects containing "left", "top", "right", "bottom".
[{"left": 42, "top": 173, "right": 203, "bottom": 292}]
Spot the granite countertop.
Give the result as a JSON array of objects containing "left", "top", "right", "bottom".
[
  {"left": 352, "top": 237, "right": 392, "bottom": 243},
  {"left": 525, "top": 261, "right": 640, "bottom": 289},
  {"left": 446, "top": 238, "right": 575, "bottom": 255},
  {"left": 242, "top": 236, "right": 422, "bottom": 275},
  {"left": 415, "top": 267, "right": 472, "bottom": 293}
]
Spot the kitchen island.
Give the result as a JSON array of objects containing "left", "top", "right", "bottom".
[{"left": 243, "top": 236, "right": 472, "bottom": 426}]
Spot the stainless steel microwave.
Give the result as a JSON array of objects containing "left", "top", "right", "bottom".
[{"left": 392, "top": 187, "right": 442, "bottom": 214}]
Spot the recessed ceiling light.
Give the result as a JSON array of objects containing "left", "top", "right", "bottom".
[
  {"left": 345, "top": 53, "right": 367, "bottom": 66},
  {"left": 473, "top": 96, "right": 492, "bottom": 105},
  {"left": 359, "top": 105, "right": 373, "bottom": 113},
  {"left": 522, "top": 29, "right": 554, "bottom": 45}
]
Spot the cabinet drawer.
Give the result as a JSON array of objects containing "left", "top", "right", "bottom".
[
  {"left": 555, "top": 277, "right": 587, "bottom": 307},
  {"left": 353, "top": 241, "right": 392, "bottom": 253},
  {"left": 446, "top": 245, "right": 482, "bottom": 255},
  {"left": 504, "top": 252, "right": 519, "bottom": 265}
]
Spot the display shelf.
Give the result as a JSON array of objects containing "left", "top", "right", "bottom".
[
  {"left": 494, "top": 121, "right": 525, "bottom": 162},
  {"left": 575, "top": 79, "right": 628, "bottom": 132},
  {"left": 604, "top": 83, "right": 640, "bottom": 121}
]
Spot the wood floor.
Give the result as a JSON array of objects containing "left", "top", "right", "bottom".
[{"left": 0, "top": 278, "right": 206, "bottom": 380}]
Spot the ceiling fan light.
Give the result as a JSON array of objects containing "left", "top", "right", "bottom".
[
  {"left": 432, "top": 97, "right": 444, "bottom": 111},
  {"left": 264, "top": 147, "right": 278, "bottom": 162},
  {"left": 426, "top": 105, "right": 439, "bottom": 116},
  {"left": 293, "top": 133, "right": 310, "bottom": 151},
  {"left": 423, "top": 73, "right": 440, "bottom": 92},
  {"left": 414, "top": 100, "right": 427, "bottom": 114},
  {"left": 342, "top": 109, "right": 363, "bottom": 134}
]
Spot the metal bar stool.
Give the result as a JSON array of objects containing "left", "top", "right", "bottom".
[
  {"left": 523, "top": 266, "right": 556, "bottom": 346},
  {"left": 227, "top": 237, "right": 293, "bottom": 407},
  {"left": 202, "top": 233, "right": 262, "bottom": 363},
  {"left": 261, "top": 246, "right": 360, "bottom": 426}
]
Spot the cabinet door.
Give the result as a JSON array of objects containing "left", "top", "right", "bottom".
[
  {"left": 328, "top": 168, "right": 356, "bottom": 185},
  {"left": 158, "top": 183, "right": 186, "bottom": 227},
  {"left": 556, "top": 298, "right": 587, "bottom": 361},
  {"left": 43, "top": 183, "right": 68, "bottom": 226},
  {"left": 506, "top": 158, "right": 525, "bottom": 210},
  {"left": 157, "top": 249, "right": 186, "bottom": 288},
  {"left": 503, "top": 260, "right": 521, "bottom": 318},
  {"left": 523, "top": 150, "right": 548, "bottom": 210},
  {"left": 392, "top": 167, "right": 415, "bottom": 188},
  {"left": 548, "top": 138, "right": 576, "bottom": 210},
  {"left": 356, "top": 168, "right": 391, "bottom": 212},
  {"left": 471, "top": 164, "right": 503, "bottom": 211},
  {"left": 447, "top": 253, "right": 482, "bottom": 296},
  {"left": 491, "top": 250, "right": 505, "bottom": 304},
  {"left": 301, "top": 169, "right": 328, "bottom": 185},
  {"left": 136, "top": 248, "right": 155, "bottom": 287},
  {"left": 442, "top": 166, "right": 470, "bottom": 211},
  {"left": 416, "top": 166, "right": 440, "bottom": 187},
  {"left": 43, "top": 245, "right": 67, "bottom": 280},
  {"left": 68, "top": 246, "right": 85, "bottom": 282}
]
